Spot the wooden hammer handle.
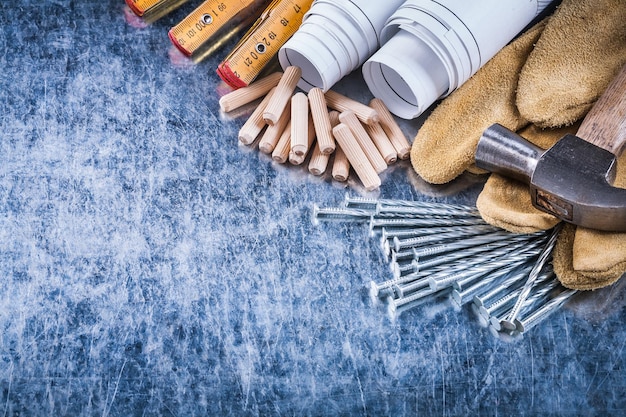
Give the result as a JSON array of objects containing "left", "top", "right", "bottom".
[{"left": 577, "top": 64, "right": 626, "bottom": 156}]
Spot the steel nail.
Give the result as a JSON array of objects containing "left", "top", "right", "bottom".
[
  {"left": 483, "top": 288, "right": 523, "bottom": 324},
  {"left": 376, "top": 204, "right": 481, "bottom": 218},
  {"left": 412, "top": 231, "right": 536, "bottom": 260},
  {"left": 391, "top": 275, "right": 431, "bottom": 299},
  {"left": 477, "top": 268, "right": 551, "bottom": 320},
  {"left": 415, "top": 230, "right": 545, "bottom": 270},
  {"left": 385, "top": 261, "right": 455, "bottom": 299},
  {"left": 371, "top": 263, "right": 445, "bottom": 295},
  {"left": 499, "top": 272, "right": 561, "bottom": 331},
  {"left": 473, "top": 264, "right": 534, "bottom": 308},
  {"left": 430, "top": 268, "right": 489, "bottom": 292},
  {"left": 387, "top": 286, "right": 451, "bottom": 319},
  {"left": 380, "top": 263, "right": 452, "bottom": 298},
  {"left": 381, "top": 224, "right": 497, "bottom": 241},
  {"left": 371, "top": 278, "right": 404, "bottom": 299},
  {"left": 392, "top": 225, "right": 500, "bottom": 252},
  {"left": 313, "top": 204, "right": 373, "bottom": 224},
  {"left": 317, "top": 197, "right": 569, "bottom": 335},
  {"left": 517, "top": 273, "right": 560, "bottom": 309},
  {"left": 514, "top": 288, "right": 578, "bottom": 333},
  {"left": 471, "top": 303, "right": 491, "bottom": 328},
  {"left": 383, "top": 225, "right": 488, "bottom": 259},
  {"left": 427, "top": 238, "right": 546, "bottom": 291},
  {"left": 451, "top": 261, "right": 528, "bottom": 306},
  {"left": 376, "top": 198, "right": 478, "bottom": 214},
  {"left": 369, "top": 280, "right": 398, "bottom": 299},
  {"left": 474, "top": 264, "right": 558, "bottom": 323},
  {"left": 454, "top": 260, "right": 525, "bottom": 293},
  {"left": 390, "top": 247, "right": 418, "bottom": 264},
  {"left": 369, "top": 216, "right": 488, "bottom": 231},
  {"left": 379, "top": 226, "right": 424, "bottom": 248},
  {"left": 412, "top": 238, "right": 518, "bottom": 272},
  {"left": 391, "top": 259, "right": 418, "bottom": 279},
  {"left": 499, "top": 268, "right": 562, "bottom": 332},
  {"left": 505, "top": 224, "right": 562, "bottom": 325},
  {"left": 343, "top": 194, "right": 379, "bottom": 209}
]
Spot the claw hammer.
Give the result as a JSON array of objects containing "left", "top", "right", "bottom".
[{"left": 475, "top": 64, "right": 626, "bottom": 232}]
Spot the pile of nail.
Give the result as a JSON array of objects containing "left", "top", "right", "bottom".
[
  {"left": 219, "top": 66, "right": 412, "bottom": 191},
  {"left": 314, "top": 195, "right": 579, "bottom": 339}
]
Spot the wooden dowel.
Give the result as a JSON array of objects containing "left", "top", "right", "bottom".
[
  {"left": 332, "top": 144, "right": 351, "bottom": 182},
  {"left": 308, "top": 142, "right": 330, "bottom": 175},
  {"left": 263, "top": 66, "right": 301, "bottom": 125},
  {"left": 289, "top": 150, "right": 305, "bottom": 166},
  {"left": 258, "top": 103, "right": 291, "bottom": 154},
  {"left": 238, "top": 87, "right": 275, "bottom": 145},
  {"left": 339, "top": 111, "right": 387, "bottom": 174},
  {"left": 219, "top": 72, "right": 282, "bottom": 112},
  {"left": 328, "top": 110, "right": 340, "bottom": 127},
  {"left": 290, "top": 92, "right": 310, "bottom": 156},
  {"left": 328, "top": 111, "right": 349, "bottom": 180},
  {"left": 325, "top": 90, "right": 379, "bottom": 125},
  {"left": 364, "top": 122, "right": 397, "bottom": 164},
  {"left": 271, "top": 120, "right": 292, "bottom": 163},
  {"left": 332, "top": 123, "right": 381, "bottom": 191},
  {"left": 308, "top": 87, "right": 335, "bottom": 154},
  {"left": 369, "top": 98, "right": 411, "bottom": 159},
  {"left": 291, "top": 114, "right": 316, "bottom": 165}
]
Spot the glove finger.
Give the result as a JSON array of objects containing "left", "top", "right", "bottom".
[
  {"left": 475, "top": 124, "right": 577, "bottom": 233},
  {"left": 572, "top": 228, "right": 626, "bottom": 280},
  {"left": 476, "top": 174, "right": 560, "bottom": 233},
  {"left": 553, "top": 224, "right": 625, "bottom": 290},
  {"left": 410, "top": 19, "right": 546, "bottom": 184},
  {"left": 516, "top": 0, "right": 626, "bottom": 128}
]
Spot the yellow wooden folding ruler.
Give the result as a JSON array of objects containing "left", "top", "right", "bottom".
[
  {"left": 126, "top": 0, "right": 188, "bottom": 21},
  {"left": 216, "top": 0, "right": 312, "bottom": 88},
  {"left": 169, "top": 0, "right": 272, "bottom": 57}
]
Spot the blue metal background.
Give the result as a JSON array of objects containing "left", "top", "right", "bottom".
[{"left": 0, "top": 1, "right": 624, "bottom": 415}]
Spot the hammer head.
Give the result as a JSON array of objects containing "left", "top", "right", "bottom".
[{"left": 476, "top": 124, "right": 626, "bottom": 232}]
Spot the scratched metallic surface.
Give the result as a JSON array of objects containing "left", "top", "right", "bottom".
[{"left": 0, "top": 1, "right": 625, "bottom": 416}]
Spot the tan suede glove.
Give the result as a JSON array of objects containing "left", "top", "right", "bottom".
[
  {"left": 410, "top": 0, "right": 626, "bottom": 290},
  {"left": 410, "top": 19, "right": 545, "bottom": 184}
]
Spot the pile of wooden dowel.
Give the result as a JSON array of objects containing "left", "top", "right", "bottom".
[{"left": 219, "top": 66, "right": 412, "bottom": 191}]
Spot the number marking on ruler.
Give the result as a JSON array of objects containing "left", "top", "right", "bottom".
[
  {"left": 217, "top": 0, "right": 313, "bottom": 88},
  {"left": 169, "top": 0, "right": 267, "bottom": 56}
]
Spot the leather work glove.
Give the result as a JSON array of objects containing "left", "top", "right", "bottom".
[
  {"left": 410, "top": 0, "right": 626, "bottom": 290},
  {"left": 410, "top": 18, "right": 545, "bottom": 184}
]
